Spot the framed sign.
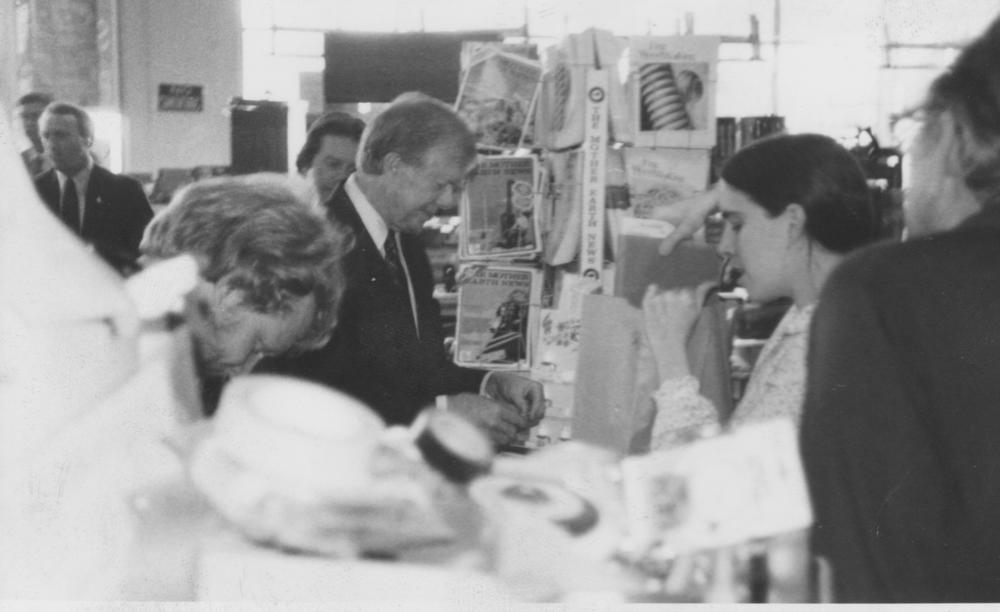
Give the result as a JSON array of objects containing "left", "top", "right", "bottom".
[{"left": 158, "top": 84, "right": 203, "bottom": 112}]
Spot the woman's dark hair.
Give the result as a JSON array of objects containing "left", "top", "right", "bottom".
[
  {"left": 295, "top": 111, "right": 366, "bottom": 174},
  {"left": 721, "top": 133, "right": 880, "bottom": 253}
]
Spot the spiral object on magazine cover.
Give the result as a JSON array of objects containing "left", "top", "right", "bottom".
[
  {"left": 549, "top": 62, "right": 571, "bottom": 132},
  {"left": 639, "top": 63, "right": 692, "bottom": 130}
]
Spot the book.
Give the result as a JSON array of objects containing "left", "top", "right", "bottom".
[
  {"left": 613, "top": 217, "right": 720, "bottom": 309},
  {"left": 454, "top": 264, "right": 542, "bottom": 369},
  {"left": 628, "top": 36, "right": 720, "bottom": 149},
  {"left": 460, "top": 155, "right": 542, "bottom": 260},
  {"left": 455, "top": 49, "right": 542, "bottom": 150}
]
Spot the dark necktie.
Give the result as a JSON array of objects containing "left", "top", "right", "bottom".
[
  {"left": 61, "top": 178, "right": 80, "bottom": 232},
  {"left": 383, "top": 231, "right": 405, "bottom": 286},
  {"left": 384, "top": 231, "right": 420, "bottom": 337}
]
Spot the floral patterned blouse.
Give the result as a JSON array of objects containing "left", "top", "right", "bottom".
[{"left": 650, "top": 303, "right": 816, "bottom": 449}]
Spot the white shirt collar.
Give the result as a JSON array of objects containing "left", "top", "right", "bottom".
[{"left": 344, "top": 173, "right": 391, "bottom": 256}]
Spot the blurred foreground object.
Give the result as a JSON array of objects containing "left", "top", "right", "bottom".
[
  {"left": 188, "top": 376, "right": 482, "bottom": 557},
  {"left": 0, "top": 104, "right": 205, "bottom": 598}
]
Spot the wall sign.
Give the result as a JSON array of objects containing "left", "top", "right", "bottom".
[{"left": 158, "top": 84, "right": 203, "bottom": 112}]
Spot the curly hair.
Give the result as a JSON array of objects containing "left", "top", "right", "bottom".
[
  {"left": 141, "top": 173, "right": 351, "bottom": 351},
  {"left": 920, "top": 15, "right": 1000, "bottom": 209}
]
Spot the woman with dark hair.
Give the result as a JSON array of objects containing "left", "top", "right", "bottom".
[{"left": 643, "top": 134, "right": 880, "bottom": 446}]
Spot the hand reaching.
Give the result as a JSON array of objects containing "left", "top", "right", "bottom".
[
  {"left": 656, "top": 189, "right": 720, "bottom": 256},
  {"left": 445, "top": 392, "right": 530, "bottom": 447}
]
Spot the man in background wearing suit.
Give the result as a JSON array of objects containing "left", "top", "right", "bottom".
[
  {"left": 14, "top": 91, "right": 54, "bottom": 178},
  {"left": 34, "top": 102, "right": 153, "bottom": 275},
  {"left": 262, "top": 93, "right": 545, "bottom": 445}
]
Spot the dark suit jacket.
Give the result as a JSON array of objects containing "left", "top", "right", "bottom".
[
  {"left": 801, "top": 204, "right": 1000, "bottom": 602},
  {"left": 35, "top": 165, "right": 153, "bottom": 274},
  {"left": 260, "top": 183, "right": 485, "bottom": 425}
]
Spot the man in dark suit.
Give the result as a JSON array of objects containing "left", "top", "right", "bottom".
[
  {"left": 34, "top": 101, "right": 153, "bottom": 275},
  {"left": 263, "top": 93, "right": 544, "bottom": 445}
]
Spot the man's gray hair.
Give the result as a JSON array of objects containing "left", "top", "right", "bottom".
[{"left": 357, "top": 92, "right": 477, "bottom": 175}]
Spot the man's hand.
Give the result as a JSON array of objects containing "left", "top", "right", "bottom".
[
  {"left": 445, "top": 393, "right": 529, "bottom": 447},
  {"left": 656, "top": 188, "right": 720, "bottom": 255},
  {"left": 483, "top": 371, "right": 546, "bottom": 427}
]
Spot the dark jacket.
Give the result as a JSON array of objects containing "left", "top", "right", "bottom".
[
  {"left": 34, "top": 165, "right": 153, "bottom": 274},
  {"left": 802, "top": 204, "right": 1000, "bottom": 602},
  {"left": 260, "top": 183, "right": 485, "bottom": 424}
]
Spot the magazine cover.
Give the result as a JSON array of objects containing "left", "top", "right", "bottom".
[
  {"left": 628, "top": 36, "right": 720, "bottom": 149},
  {"left": 624, "top": 147, "right": 711, "bottom": 222},
  {"left": 455, "top": 49, "right": 542, "bottom": 150},
  {"left": 454, "top": 264, "right": 542, "bottom": 369},
  {"left": 535, "top": 29, "right": 632, "bottom": 149},
  {"left": 460, "top": 155, "right": 541, "bottom": 260}
]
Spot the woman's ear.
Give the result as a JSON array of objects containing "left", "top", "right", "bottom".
[{"left": 784, "top": 203, "right": 807, "bottom": 242}]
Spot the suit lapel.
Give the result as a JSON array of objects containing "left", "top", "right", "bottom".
[{"left": 327, "top": 184, "right": 390, "bottom": 282}]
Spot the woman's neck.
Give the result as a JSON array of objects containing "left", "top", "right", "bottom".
[{"left": 791, "top": 247, "right": 843, "bottom": 308}]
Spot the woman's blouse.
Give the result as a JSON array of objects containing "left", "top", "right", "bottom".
[{"left": 651, "top": 303, "right": 815, "bottom": 449}]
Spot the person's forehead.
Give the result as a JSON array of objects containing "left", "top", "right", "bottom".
[
  {"left": 41, "top": 112, "right": 82, "bottom": 133},
  {"left": 317, "top": 133, "right": 358, "bottom": 158},
  {"left": 718, "top": 182, "right": 754, "bottom": 213}
]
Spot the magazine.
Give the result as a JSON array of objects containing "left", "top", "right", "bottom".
[
  {"left": 624, "top": 147, "right": 711, "bottom": 222},
  {"left": 460, "top": 155, "right": 541, "bottom": 260},
  {"left": 455, "top": 49, "right": 542, "bottom": 150},
  {"left": 628, "top": 36, "right": 720, "bottom": 149},
  {"left": 454, "top": 264, "right": 542, "bottom": 369}
]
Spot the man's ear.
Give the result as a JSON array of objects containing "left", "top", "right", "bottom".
[{"left": 382, "top": 152, "right": 404, "bottom": 175}]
